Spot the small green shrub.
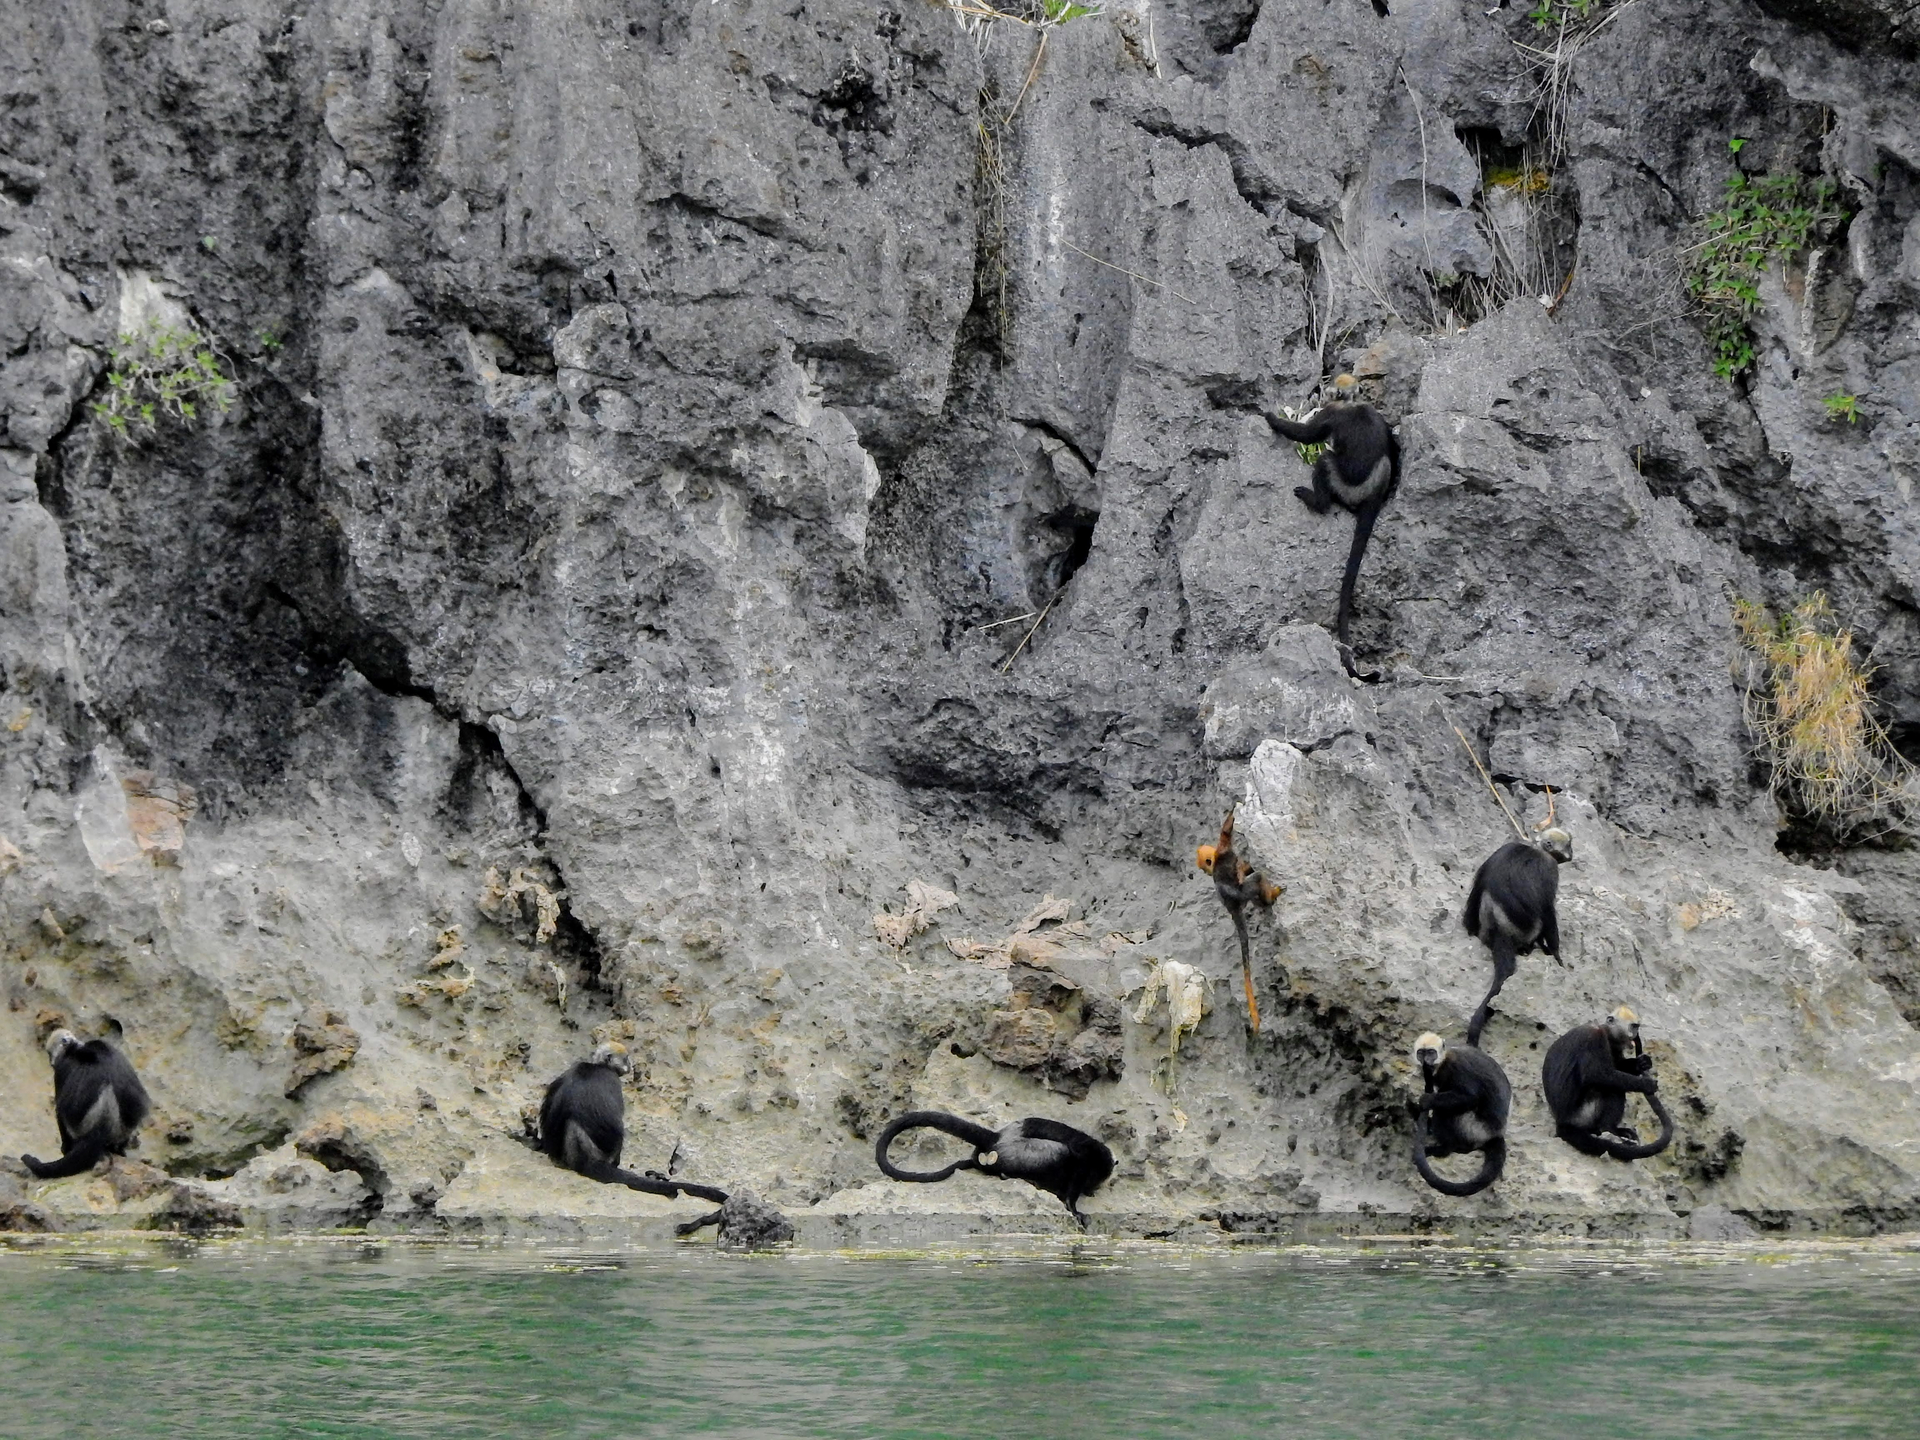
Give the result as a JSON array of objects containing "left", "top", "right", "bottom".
[
  {"left": 1276, "top": 404, "right": 1328, "bottom": 466},
  {"left": 1685, "top": 171, "right": 1844, "bottom": 380},
  {"left": 1526, "top": 0, "right": 1597, "bottom": 26},
  {"left": 1822, "top": 392, "right": 1860, "bottom": 424},
  {"left": 91, "top": 323, "right": 235, "bottom": 436}
]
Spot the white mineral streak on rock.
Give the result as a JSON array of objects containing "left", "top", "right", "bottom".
[{"left": 74, "top": 750, "right": 144, "bottom": 873}]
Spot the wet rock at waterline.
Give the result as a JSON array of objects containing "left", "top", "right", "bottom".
[
  {"left": 709, "top": 1190, "right": 799, "bottom": 1252},
  {"left": 0, "top": 0, "right": 1916, "bottom": 1239}
]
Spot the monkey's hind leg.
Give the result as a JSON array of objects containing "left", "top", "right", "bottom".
[{"left": 1294, "top": 457, "right": 1337, "bottom": 515}]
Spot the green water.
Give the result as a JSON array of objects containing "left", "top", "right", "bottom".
[{"left": 2, "top": 1237, "right": 1916, "bottom": 1439}]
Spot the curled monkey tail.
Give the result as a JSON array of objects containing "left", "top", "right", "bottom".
[
  {"left": 875, "top": 1111, "right": 999, "bottom": 1182},
  {"left": 1411, "top": 1124, "right": 1505, "bottom": 1197},
  {"left": 1590, "top": 1091, "right": 1675, "bottom": 1161}
]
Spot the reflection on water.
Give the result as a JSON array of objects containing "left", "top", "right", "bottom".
[{"left": 2, "top": 1236, "right": 1917, "bottom": 1439}]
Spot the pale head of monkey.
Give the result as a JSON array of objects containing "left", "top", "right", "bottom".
[
  {"left": 1331, "top": 373, "right": 1361, "bottom": 402},
  {"left": 1537, "top": 827, "right": 1574, "bottom": 864},
  {"left": 1413, "top": 1032, "right": 1445, "bottom": 1072},
  {"left": 44, "top": 1028, "right": 80, "bottom": 1064},
  {"left": 1605, "top": 1006, "right": 1640, "bottom": 1052},
  {"left": 589, "top": 1041, "right": 632, "bottom": 1075}
]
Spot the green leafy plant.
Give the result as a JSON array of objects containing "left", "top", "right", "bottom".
[
  {"left": 1277, "top": 405, "right": 1328, "bottom": 465},
  {"left": 1041, "top": 0, "right": 1098, "bottom": 17},
  {"left": 1823, "top": 392, "right": 1860, "bottom": 424},
  {"left": 1527, "top": 0, "right": 1596, "bottom": 27},
  {"left": 90, "top": 323, "right": 235, "bottom": 437},
  {"left": 1684, "top": 171, "right": 1844, "bottom": 380}
]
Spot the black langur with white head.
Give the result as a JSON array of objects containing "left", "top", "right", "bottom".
[
  {"left": 1409, "top": 1032, "right": 1510, "bottom": 1197},
  {"left": 538, "top": 1043, "right": 729, "bottom": 1203},
  {"left": 875, "top": 1111, "right": 1115, "bottom": 1227},
  {"left": 1462, "top": 826, "right": 1574, "bottom": 1045},
  {"left": 1542, "top": 1006, "right": 1674, "bottom": 1160},
  {"left": 1264, "top": 373, "right": 1400, "bottom": 675},
  {"left": 20, "top": 1028, "right": 152, "bottom": 1180}
]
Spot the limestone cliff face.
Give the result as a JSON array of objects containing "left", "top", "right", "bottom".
[{"left": 0, "top": 0, "right": 1916, "bottom": 1235}]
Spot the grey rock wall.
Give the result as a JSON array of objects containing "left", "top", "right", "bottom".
[{"left": 0, "top": 0, "right": 1916, "bottom": 1237}]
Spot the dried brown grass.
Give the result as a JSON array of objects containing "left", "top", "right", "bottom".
[{"left": 1733, "top": 593, "right": 1916, "bottom": 837}]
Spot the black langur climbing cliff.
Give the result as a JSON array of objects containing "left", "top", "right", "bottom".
[
  {"left": 1409, "top": 1032, "right": 1510, "bottom": 1197},
  {"left": 539, "top": 1043, "right": 730, "bottom": 1202},
  {"left": 1196, "top": 808, "right": 1282, "bottom": 1032},
  {"left": 1265, "top": 373, "right": 1400, "bottom": 675},
  {"left": 1542, "top": 1007, "right": 1674, "bottom": 1160},
  {"left": 1462, "top": 827, "right": 1573, "bottom": 1045},
  {"left": 20, "top": 1029, "right": 152, "bottom": 1180},
  {"left": 875, "top": 1111, "right": 1115, "bottom": 1226}
]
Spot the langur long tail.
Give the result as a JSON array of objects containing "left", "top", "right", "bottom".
[
  {"left": 1335, "top": 506, "right": 1380, "bottom": 677},
  {"left": 1579, "top": 1091, "right": 1676, "bottom": 1161},
  {"left": 875, "top": 1111, "right": 1000, "bottom": 1181},
  {"left": 1231, "top": 907, "right": 1261, "bottom": 1033},
  {"left": 1411, "top": 1125, "right": 1505, "bottom": 1198},
  {"left": 1465, "top": 937, "right": 1517, "bottom": 1047},
  {"left": 20, "top": 1139, "right": 108, "bottom": 1181},
  {"left": 582, "top": 1157, "right": 730, "bottom": 1204}
]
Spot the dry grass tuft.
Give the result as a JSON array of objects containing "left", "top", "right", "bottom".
[{"left": 1733, "top": 593, "right": 1917, "bottom": 837}]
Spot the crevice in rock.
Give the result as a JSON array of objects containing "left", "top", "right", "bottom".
[
  {"left": 1042, "top": 505, "right": 1100, "bottom": 591},
  {"left": 1130, "top": 111, "right": 1289, "bottom": 221},
  {"left": 957, "top": 85, "right": 1014, "bottom": 367},
  {"left": 1020, "top": 415, "right": 1101, "bottom": 476},
  {"left": 262, "top": 584, "right": 605, "bottom": 983},
  {"left": 1195, "top": 0, "right": 1262, "bottom": 54}
]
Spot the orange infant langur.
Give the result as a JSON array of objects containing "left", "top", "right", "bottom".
[{"left": 1196, "top": 809, "right": 1282, "bottom": 1032}]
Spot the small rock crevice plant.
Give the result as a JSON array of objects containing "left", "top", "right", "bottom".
[
  {"left": 91, "top": 322, "right": 235, "bottom": 436},
  {"left": 1685, "top": 168, "right": 1845, "bottom": 380}
]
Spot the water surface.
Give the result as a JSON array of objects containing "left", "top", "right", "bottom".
[{"left": 2, "top": 1236, "right": 1915, "bottom": 1438}]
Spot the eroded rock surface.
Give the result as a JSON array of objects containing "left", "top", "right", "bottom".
[{"left": 0, "top": 0, "right": 1916, "bottom": 1238}]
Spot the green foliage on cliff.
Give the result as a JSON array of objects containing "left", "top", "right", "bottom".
[
  {"left": 1823, "top": 392, "right": 1861, "bottom": 424},
  {"left": 91, "top": 323, "right": 235, "bottom": 436},
  {"left": 1686, "top": 172, "right": 1845, "bottom": 380}
]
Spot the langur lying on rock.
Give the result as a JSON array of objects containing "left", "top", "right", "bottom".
[
  {"left": 875, "top": 1111, "right": 1114, "bottom": 1227},
  {"left": 539, "top": 1044, "right": 729, "bottom": 1202}
]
